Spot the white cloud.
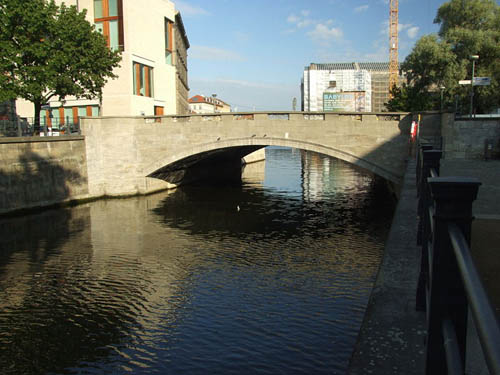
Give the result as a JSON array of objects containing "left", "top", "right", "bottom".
[
  {"left": 287, "top": 14, "right": 299, "bottom": 24},
  {"left": 175, "top": 1, "right": 210, "bottom": 16},
  {"left": 407, "top": 26, "right": 419, "bottom": 39},
  {"left": 287, "top": 12, "right": 313, "bottom": 28},
  {"left": 189, "top": 46, "right": 245, "bottom": 62},
  {"left": 354, "top": 5, "right": 369, "bottom": 13},
  {"left": 379, "top": 21, "right": 419, "bottom": 37},
  {"left": 287, "top": 10, "right": 315, "bottom": 29},
  {"left": 307, "top": 23, "right": 343, "bottom": 45}
]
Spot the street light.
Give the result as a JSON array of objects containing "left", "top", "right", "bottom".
[
  {"left": 439, "top": 86, "right": 445, "bottom": 112},
  {"left": 470, "top": 55, "right": 479, "bottom": 118}
]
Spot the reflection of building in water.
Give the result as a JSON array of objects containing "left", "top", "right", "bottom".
[{"left": 301, "top": 150, "right": 374, "bottom": 201}]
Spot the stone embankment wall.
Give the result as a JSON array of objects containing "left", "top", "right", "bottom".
[
  {"left": 0, "top": 137, "right": 89, "bottom": 214},
  {"left": 442, "top": 115, "right": 500, "bottom": 159}
]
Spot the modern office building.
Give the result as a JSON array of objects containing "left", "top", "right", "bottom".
[
  {"left": 302, "top": 62, "right": 402, "bottom": 113},
  {"left": 188, "top": 95, "right": 231, "bottom": 114},
  {"left": 16, "top": 0, "right": 190, "bottom": 127}
]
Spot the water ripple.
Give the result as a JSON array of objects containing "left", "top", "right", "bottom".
[{"left": 0, "top": 148, "right": 395, "bottom": 374}]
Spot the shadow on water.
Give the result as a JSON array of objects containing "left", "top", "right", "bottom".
[
  {"left": 0, "top": 150, "right": 145, "bottom": 375},
  {"left": 0, "top": 205, "right": 148, "bottom": 375},
  {"left": 152, "top": 161, "right": 396, "bottom": 244}
]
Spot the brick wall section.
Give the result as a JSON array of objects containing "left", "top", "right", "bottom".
[{"left": 0, "top": 137, "right": 89, "bottom": 214}]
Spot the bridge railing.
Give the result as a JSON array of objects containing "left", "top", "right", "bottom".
[
  {"left": 415, "top": 144, "right": 500, "bottom": 374},
  {"left": 0, "top": 118, "right": 81, "bottom": 137},
  {"left": 155, "top": 111, "right": 407, "bottom": 124}
]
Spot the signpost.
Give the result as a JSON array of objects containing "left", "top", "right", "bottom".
[
  {"left": 459, "top": 77, "right": 491, "bottom": 86},
  {"left": 459, "top": 72, "right": 490, "bottom": 118},
  {"left": 472, "top": 77, "right": 491, "bottom": 86}
]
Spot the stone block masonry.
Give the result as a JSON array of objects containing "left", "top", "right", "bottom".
[
  {"left": 0, "top": 137, "right": 89, "bottom": 214},
  {"left": 0, "top": 112, "right": 414, "bottom": 215},
  {"left": 442, "top": 116, "right": 500, "bottom": 159}
]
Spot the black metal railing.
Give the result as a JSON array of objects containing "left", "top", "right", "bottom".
[
  {"left": 0, "top": 118, "right": 81, "bottom": 137},
  {"left": 416, "top": 144, "right": 500, "bottom": 374}
]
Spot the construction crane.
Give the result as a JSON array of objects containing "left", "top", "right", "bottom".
[{"left": 389, "top": 0, "right": 399, "bottom": 98}]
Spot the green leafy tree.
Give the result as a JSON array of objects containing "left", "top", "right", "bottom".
[
  {"left": 388, "top": 0, "right": 500, "bottom": 113},
  {"left": 0, "top": 0, "right": 121, "bottom": 128}
]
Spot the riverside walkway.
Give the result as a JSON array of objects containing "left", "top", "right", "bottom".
[
  {"left": 348, "top": 159, "right": 426, "bottom": 374},
  {"left": 348, "top": 157, "right": 500, "bottom": 374}
]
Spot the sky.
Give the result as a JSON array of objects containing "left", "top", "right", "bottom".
[{"left": 175, "top": 0, "right": 449, "bottom": 111}]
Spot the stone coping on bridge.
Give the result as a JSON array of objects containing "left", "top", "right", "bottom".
[
  {"left": 0, "top": 135, "right": 85, "bottom": 144},
  {"left": 78, "top": 111, "right": 411, "bottom": 122}
]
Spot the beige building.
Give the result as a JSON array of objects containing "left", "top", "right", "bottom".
[
  {"left": 188, "top": 95, "right": 231, "bottom": 114},
  {"left": 16, "top": 0, "right": 190, "bottom": 127}
]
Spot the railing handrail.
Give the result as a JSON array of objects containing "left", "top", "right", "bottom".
[
  {"left": 448, "top": 222, "right": 500, "bottom": 374},
  {"left": 416, "top": 144, "right": 499, "bottom": 374},
  {"left": 0, "top": 118, "right": 81, "bottom": 137}
]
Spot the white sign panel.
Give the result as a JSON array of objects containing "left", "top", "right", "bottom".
[
  {"left": 459, "top": 77, "right": 491, "bottom": 86},
  {"left": 473, "top": 77, "right": 491, "bottom": 86}
]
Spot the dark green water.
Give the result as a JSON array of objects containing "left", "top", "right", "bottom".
[{"left": 0, "top": 147, "right": 395, "bottom": 374}]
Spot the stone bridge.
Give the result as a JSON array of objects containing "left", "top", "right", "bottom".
[{"left": 81, "top": 112, "right": 412, "bottom": 197}]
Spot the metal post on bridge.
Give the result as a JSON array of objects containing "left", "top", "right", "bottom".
[
  {"left": 417, "top": 149, "right": 442, "bottom": 242},
  {"left": 416, "top": 148, "right": 442, "bottom": 312},
  {"left": 16, "top": 118, "right": 22, "bottom": 137},
  {"left": 424, "top": 177, "right": 480, "bottom": 375},
  {"left": 416, "top": 143, "right": 434, "bottom": 198}
]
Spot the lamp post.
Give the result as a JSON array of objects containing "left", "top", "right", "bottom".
[
  {"left": 469, "top": 55, "right": 479, "bottom": 118},
  {"left": 439, "top": 86, "right": 445, "bottom": 112}
]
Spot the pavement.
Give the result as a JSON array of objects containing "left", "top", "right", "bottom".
[
  {"left": 348, "top": 159, "right": 426, "bottom": 375},
  {"left": 347, "top": 158, "right": 500, "bottom": 375}
]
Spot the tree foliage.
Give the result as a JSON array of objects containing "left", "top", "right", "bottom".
[
  {"left": 0, "top": 0, "right": 121, "bottom": 125},
  {"left": 387, "top": 0, "right": 500, "bottom": 113}
]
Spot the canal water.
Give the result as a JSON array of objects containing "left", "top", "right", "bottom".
[{"left": 0, "top": 147, "right": 395, "bottom": 375}]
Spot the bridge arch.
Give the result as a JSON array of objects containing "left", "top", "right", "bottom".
[{"left": 144, "top": 137, "right": 401, "bottom": 185}]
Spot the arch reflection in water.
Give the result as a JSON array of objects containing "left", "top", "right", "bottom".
[{"left": 0, "top": 147, "right": 395, "bottom": 375}]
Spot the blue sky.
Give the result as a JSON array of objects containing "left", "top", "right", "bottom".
[{"left": 176, "top": 0, "right": 448, "bottom": 111}]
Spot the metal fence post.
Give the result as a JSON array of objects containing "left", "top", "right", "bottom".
[
  {"left": 416, "top": 149, "right": 442, "bottom": 311},
  {"left": 417, "top": 149, "right": 442, "bottom": 244},
  {"left": 425, "top": 177, "right": 481, "bottom": 375},
  {"left": 416, "top": 144, "right": 434, "bottom": 196},
  {"left": 16, "top": 118, "right": 22, "bottom": 137}
]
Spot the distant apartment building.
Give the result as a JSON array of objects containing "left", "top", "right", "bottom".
[
  {"left": 188, "top": 95, "right": 231, "bottom": 114},
  {"left": 302, "top": 62, "right": 402, "bottom": 113},
  {"left": 16, "top": 0, "right": 190, "bottom": 127}
]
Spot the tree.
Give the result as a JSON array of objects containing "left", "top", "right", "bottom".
[
  {"left": 0, "top": 0, "right": 121, "bottom": 128},
  {"left": 388, "top": 0, "right": 500, "bottom": 114}
]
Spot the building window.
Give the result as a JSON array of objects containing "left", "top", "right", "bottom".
[
  {"left": 165, "top": 18, "right": 173, "bottom": 65},
  {"left": 40, "top": 106, "right": 98, "bottom": 128},
  {"left": 94, "top": 0, "right": 124, "bottom": 51},
  {"left": 133, "top": 62, "right": 154, "bottom": 97}
]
